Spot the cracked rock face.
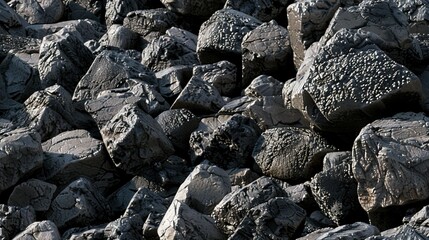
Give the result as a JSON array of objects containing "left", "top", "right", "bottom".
[
  {"left": 105, "top": 0, "right": 146, "bottom": 26},
  {"left": 352, "top": 112, "right": 429, "bottom": 212},
  {"left": 8, "top": 179, "right": 56, "bottom": 212},
  {"left": 0, "top": 205, "right": 35, "bottom": 240},
  {"left": 8, "top": 0, "right": 64, "bottom": 24},
  {"left": 12, "top": 220, "right": 60, "bottom": 240}
]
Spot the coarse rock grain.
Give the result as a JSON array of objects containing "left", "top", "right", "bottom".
[
  {"left": 105, "top": 0, "right": 147, "bottom": 26},
  {"left": 160, "top": 0, "right": 225, "bottom": 17},
  {"left": 12, "top": 220, "right": 60, "bottom": 240},
  {"left": 8, "top": 179, "right": 56, "bottom": 212},
  {"left": 8, "top": 0, "right": 64, "bottom": 24},
  {"left": 0, "top": 205, "right": 35, "bottom": 240},
  {"left": 224, "top": 0, "right": 290, "bottom": 23}
]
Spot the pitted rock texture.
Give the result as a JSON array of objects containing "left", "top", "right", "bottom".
[
  {"left": 100, "top": 104, "right": 174, "bottom": 175},
  {"left": 8, "top": 179, "right": 56, "bottom": 212},
  {"left": 104, "top": 214, "right": 144, "bottom": 240},
  {"left": 0, "top": 205, "right": 35, "bottom": 240},
  {"left": 8, "top": 0, "right": 64, "bottom": 24},
  {"left": 161, "top": 0, "right": 225, "bottom": 17},
  {"left": 252, "top": 127, "right": 335, "bottom": 183},
  {"left": 105, "top": 0, "right": 146, "bottom": 26},
  {"left": 395, "top": 0, "right": 429, "bottom": 33},
  {"left": 12, "top": 220, "right": 60, "bottom": 240},
  {"left": 352, "top": 112, "right": 429, "bottom": 212}
]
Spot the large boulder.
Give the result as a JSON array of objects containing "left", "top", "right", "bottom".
[
  {"left": 100, "top": 104, "right": 174, "bottom": 175},
  {"left": 8, "top": 179, "right": 57, "bottom": 212},
  {"left": 99, "top": 24, "right": 138, "bottom": 50},
  {"left": 8, "top": 0, "right": 64, "bottom": 24},
  {"left": 12, "top": 220, "right": 60, "bottom": 240}
]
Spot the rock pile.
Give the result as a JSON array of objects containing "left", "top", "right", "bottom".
[{"left": 1, "top": 0, "right": 429, "bottom": 239}]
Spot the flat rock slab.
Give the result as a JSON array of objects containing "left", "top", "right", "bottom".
[
  {"left": 8, "top": 179, "right": 56, "bottom": 212},
  {"left": 352, "top": 112, "right": 429, "bottom": 212}
]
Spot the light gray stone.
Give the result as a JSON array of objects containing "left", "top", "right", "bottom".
[
  {"left": 8, "top": 179, "right": 56, "bottom": 212},
  {"left": 244, "top": 75, "right": 283, "bottom": 98},
  {"left": 193, "top": 60, "right": 238, "bottom": 96},
  {"left": 12, "top": 220, "right": 60, "bottom": 240},
  {"left": 105, "top": 0, "right": 146, "bottom": 26},
  {"left": 99, "top": 24, "right": 138, "bottom": 50},
  {"left": 316, "top": 222, "right": 380, "bottom": 239},
  {"left": 323, "top": 151, "right": 352, "bottom": 171},
  {"left": 8, "top": 0, "right": 64, "bottom": 24}
]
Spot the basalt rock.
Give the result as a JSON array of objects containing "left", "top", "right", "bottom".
[
  {"left": 8, "top": 0, "right": 64, "bottom": 24},
  {"left": 224, "top": 0, "right": 290, "bottom": 23},
  {"left": 12, "top": 220, "right": 60, "bottom": 240},
  {"left": 0, "top": 205, "right": 35, "bottom": 240},
  {"left": 160, "top": 0, "right": 225, "bottom": 17},
  {"left": 63, "top": 0, "right": 105, "bottom": 22},
  {"left": 8, "top": 179, "right": 56, "bottom": 212},
  {"left": 99, "top": 24, "right": 138, "bottom": 50},
  {"left": 105, "top": 0, "right": 147, "bottom": 26}
]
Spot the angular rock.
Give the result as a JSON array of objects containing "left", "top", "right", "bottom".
[
  {"left": 244, "top": 75, "right": 283, "bottom": 98},
  {"left": 0, "top": 128, "right": 43, "bottom": 193},
  {"left": 382, "top": 224, "right": 428, "bottom": 239},
  {"left": 8, "top": 179, "right": 56, "bottom": 212},
  {"left": 0, "top": 34, "right": 40, "bottom": 61},
  {"left": 104, "top": 215, "right": 144, "bottom": 240},
  {"left": 41, "top": 129, "right": 122, "bottom": 195},
  {"left": 0, "top": 205, "right": 35, "bottom": 240},
  {"left": 155, "top": 108, "right": 200, "bottom": 152},
  {"left": 105, "top": 0, "right": 147, "bottom": 26},
  {"left": 123, "top": 9, "right": 180, "bottom": 42},
  {"left": 72, "top": 50, "right": 156, "bottom": 107},
  {"left": 0, "top": 0, "right": 28, "bottom": 35},
  {"left": 284, "top": 182, "right": 318, "bottom": 210},
  {"left": 252, "top": 127, "right": 335, "bottom": 183},
  {"left": 352, "top": 112, "right": 429, "bottom": 212},
  {"left": 287, "top": 0, "right": 340, "bottom": 68},
  {"left": 316, "top": 222, "right": 380, "bottom": 239},
  {"left": 141, "top": 27, "right": 199, "bottom": 72},
  {"left": 212, "top": 176, "right": 286, "bottom": 235},
  {"left": 63, "top": 0, "right": 105, "bottom": 22},
  {"left": 190, "top": 114, "right": 261, "bottom": 168},
  {"left": 100, "top": 104, "right": 174, "bottom": 175},
  {"left": 143, "top": 212, "right": 164, "bottom": 239},
  {"left": 173, "top": 162, "right": 231, "bottom": 214},
  {"left": 8, "top": 0, "right": 64, "bottom": 24},
  {"left": 288, "top": 28, "right": 423, "bottom": 133},
  {"left": 39, "top": 28, "right": 94, "bottom": 93},
  {"left": 47, "top": 178, "right": 110, "bottom": 230},
  {"left": 99, "top": 24, "right": 138, "bottom": 50},
  {"left": 12, "top": 220, "right": 60, "bottom": 240},
  {"left": 161, "top": 0, "right": 225, "bottom": 17},
  {"left": 241, "top": 20, "right": 293, "bottom": 86},
  {"left": 229, "top": 197, "right": 306, "bottom": 239},
  {"left": 225, "top": 0, "right": 289, "bottom": 23},
  {"left": 197, "top": 9, "right": 262, "bottom": 65},
  {"left": 158, "top": 200, "right": 226, "bottom": 240},
  {"left": 123, "top": 188, "right": 169, "bottom": 220},
  {"left": 62, "top": 225, "right": 106, "bottom": 240},
  {"left": 396, "top": 0, "right": 429, "bottom": 34},
  {"left": 193, "top": 60, "right": 238, "bottom": 96},
  {"left": 227, "top": 168, "right": 260, "bottom": 189},
  {"left": 171, "top": 76, "right": 225, "bottom": 114},
  {"left": 323, "top": 151, "right": 352, "bottom": 171},
  {"left": 155, "top": 65, "right": 193, "bottom": 100},
  {"left": 311, "top": 161, "right": 367, "bottom": 225}
]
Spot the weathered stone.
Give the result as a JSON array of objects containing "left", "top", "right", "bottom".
[
  {"left": 381, "top": 224, "right": 428, "bottom": 239},
  {"left": 173, "top": 162, "right": 231, "bottom": 215},
  {"left": 225, "top": 0, "right": 289, "bottom": 23},
  {"left": 142, "top": 27, "right": 199, "bottom": 72},
  {"left": 244, "top": 75, "right": 283, "bottom": 98},
  {"left": 197, "top": 9, "right": 262, "bottom": 65},
  {"left": 143, "top": 212, "right": 164, "bottom": 239},
  {"left": 160, "top": 0, "right": 225, "bottom": 17},
  {"left": 300, "top": 210, "right": 336, "bottom": 237},
  {"left": 105, "top": 0, "right": 146, "bottom": 26},
  {"left": 212, "top": 176, "right": 286, "bottom": 235},
  {"left": 0, "top": 0, "right": 28, "bottom": 35},
  {"left": 41, "top": 129, "right": 122, "bottom": 195},
  {"left": 284, "top": 182, "right": 318, "bottom": 210},
  {"left": 12, "top": 220, "right": 60, "bottom": 240},
  {"left": 287, "top": 0, "right": 340, "bottom": 68},
  {"left": 99, "top": 24, "right": 138, "bottom": 50},
  {"left": 123, "top": 9, "right": 180, "bottom": 42},
  {"left": 193, "top": 60, "right": 238, "bottom": 96},
  {"left": 158, "top": 200, "right": 226, "bottom": 240},
  {"left": 315, "top": 222, "right": 380, "bottom": 239},
  {"left": 190, "top": 114, "right": 261, "bottom": 168},
  {"left": 0, "top": 128, "right": 43, "bottom": 193},
  {"left": 104, "top": 215, "right": 144, "bottom": 240},
  {"left": 8, "top": 179, "right": 56, "bottom": 212},
  {"left": 288, "top": 28, "right": 423, "bottom": 133},
  {"left": 253, "top": 127, "right": 335, "bottom": 183},
  {"left": 72, "top": 50, "right": 156, "bottom": 107},
  {"left": 39, "top": 28, "right": 94, "bottom": 93},
  {"left": 0, "top": 34, "right": 40, "bottom": 61},
  {"left": 155, "top": 65, "right": 193, "bottom": 100},
  {"left": 100, "top": 104, "right": 174, "bottom": 175},
  {"left": 227, "top": 168, "right": 259, "bottom": 189},
  {"left": 352, "top": 112, "right": 429, "bottom": 212},
  {"left": 311, "top": 161, "right": 367, "bottom": 225},
  {"left": 63, "top": 0, "right": 105, "bottom": 22},
  {"left": 61, "top": 224, "right": 106, "bottom": 240},
  {"left": 123, "top": 187, "right": 169, "bottom": 220},
  {"left": 0, "top": 205, "right": 35, "bottom": 240},
  {"left": 8, "top": 0, "right": 64, "bottom": 24},
  {"left": 171, "top": 76, "right": 225, "bottom": 114},
  {"left": 229, "top": 197, "right": 306, "bottom": 239},
  {"left": 242, "top": 20, "right": 293, "bottom": 86},
  {"left": 47, "top": 178, "right": 110, "bottom": 230},
  {"left": 396, "top": 0, "right": 429, "bottom": 34}
]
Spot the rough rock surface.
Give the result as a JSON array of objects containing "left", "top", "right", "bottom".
[
  {"left": 224, "top": 0, "right": 290, "bottom": 23},
  {"left": 192, "top": 60, "right": 238, "bottom": 96},
  {"left": 161, "top": 0, "right": 225, "bottom": 17},
  {"left": 63, "top": 0, "right": 104, "bottom": 22},
  {"left": 0, "top": 205, "right": 35, "bottom": 240},
  {"left": 155, "top": 65, "right": 192, "bottom": 100},
  {"left": 105, "top": 0, "right": 146, "bottom": 26},
  {"left": 252, "top": 127, "right": 335, "bottom": 183},
  {"left": 12, "top": 220, "right": 60, "bottom": 240},
  {"left": 99, "top": 24, "right": 138, "bottom": 50},
  {"left": 8, "top": 179, "right": 56, "bottom": 212},
  {"left": 8, "top": 0, "right": 64, "bottom": 24},
  {"left": 315, "top": 222, "right": 380, "bottom": 239}
]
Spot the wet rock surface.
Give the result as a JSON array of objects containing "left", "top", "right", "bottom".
[{"left": 2, "top": 0, "right": 429, "bottom": 239}]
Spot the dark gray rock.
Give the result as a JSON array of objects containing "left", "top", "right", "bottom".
[
  {"left": 212, "top": 176, "right": 286, "bottom": 235},
  {"left": 0, "top": 0, "right": 28, "bottom": 35},
  {"left": 171, "top": 76, "right": 225, "bottom": 114},
  {"left": 323, "top": 151, "right": 352, "bottom": 171},
  {"left": 123, "top": 9, "right": 180, "bottom": 43},
  {"left": 284, "top": 182, "right": 318, "bottom": 210},
  {"left": 8, "top": 179, "right": 56, "bottom": 212},
  {"left": 193, "top": 60, "right": 238, "bottom": 97},
  {"left": 396, "top": 0, "right": 429, "bottom": 34},
  {"left": 197, "top": 9, "right": 262, "bottom": 65},
  {"left": 382, "top": 224, "right": 428, "bottom": 239},
  {"left": 0, "top": 128, "right": 43, "bottom": 193},
  {"left": 123, "top": 187, "right": 169, "bottom": 219},
  {"left": 41, "top": 129, "right": 122, "bottom": 195},
  {"left": 155, "top": 65, "right": 193, "bottom": 100},
  {"left": 286, "top": 0, "right": 340, "bottom": 68},
  {"left": 104, "top": 215, "right": 144, "bottom": 240},
  {"left": 311, "top": 161, "right": 367, "bottom": 225},
  {"left": 143, "top": 212, "right": 163, "bottom": 239},
  {"left": 62, "top": 225, "right": 106, "bottom": 240},
  {"left": 39, "top": 28, "right": 94, "bottom": 93},
  {"left": 224, "top": 0, "right": 289, "bottom": 23},
  {"left": 47, "top": 177, "right": 110, "bottom": 230},
  {"left": 8, "top": 0, "right": 64, "bottom": 24},
  {"left": 173, "top": 162, "right": 231, "bottom": 215},
  {"left": 0, "top": 34, "right": 40, "bottom": 61},
  {"left": 105, "top": 0, "right": 146, "bottom": 26},
  {"left": 99, "top": 24, "right": 138, "bottom": 50},
  {"left": 72, "top": 50, "right": 156, "bottom": 107},
  {"left": 227, "top": 168, "right": 259, "bottom": 189},
  {"left": 241, "top": 20, "right": 293, "bottom": 86},
  {"left": 352, "top": 112, "right": 429, "bottom": 212},
  {"left": 288, "top": 28, "right": 423, "bottom": 133},
  {"left": 151, "top": 155, "right": 191, "bottom": 188},
  {"left": 190, "top": 114, "right": 261, "bottom": 169},
  {"left": 100, "top": 104, "right": 174, "bottom": 175},
  {"left": 158, "top": 200, "right": 226, "bottom": 240},
  {"left": 315, "top": 222, "right": 380, "bottom": 239},
  {"left": 160, "top": 0, "right": 225, "bottom": 17},
  {"left": 12, "top": 220, "right": 60, "bottom": 240},
  {"left": 63, "top": 0, "right": 105, "bottom": 22},
  {"left": 229, "top": 197, "right": 306, "bottom": 239},
  {"left": 155, "top": 108, "right": 200, "bottom": 152},
  {"left": 141, "top": 27, "right": 199, "bottom": 72},
  {"left": 0, "top": 205, "right": 35, "bottom": 240},
  {"left": 244, "top": 75, "right": 283, "bottom": 98},
  {"left": 252, "top": 127, "right": 335, "bottom": 183}
]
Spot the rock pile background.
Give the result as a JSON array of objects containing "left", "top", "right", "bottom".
[{"left": 0, "top": 0, "right": 429, "bottom": 239}]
